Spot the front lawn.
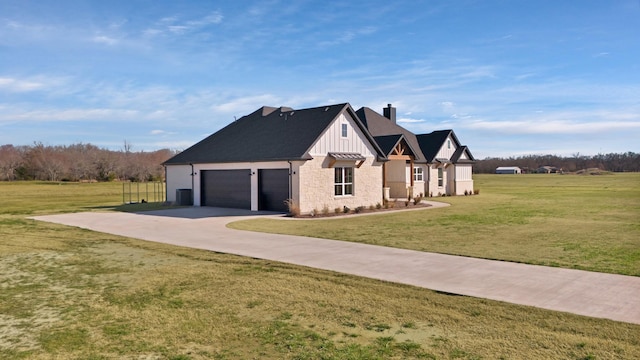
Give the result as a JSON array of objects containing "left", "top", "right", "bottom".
[{"left": 230, "top": 173, "right": 640, "bottom": 276}]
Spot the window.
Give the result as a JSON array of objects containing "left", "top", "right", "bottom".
[
  {"left": 334, "top": 167, "right": 353, "bottom": 196},
  {"left": 438, "top": 168, "right": 443, "bottom": 187},
  {"left": 413, "top": 167, "right": 423, "bottom": 181},
  {"left": 447, "top": 139, "right": 451, "bottom": 149},
  {"left": 341, "top": 123, "right": 348, "bottom": 137}
]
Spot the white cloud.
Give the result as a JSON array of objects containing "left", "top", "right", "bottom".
[
  {"left": 212, "top": 94, "right": 282, "bottom": 114},
  {"left": 0, "top": 77, "right": 44, "bottom": 92},
  {"left": 1, "top": 108, "right": 139, "bottom": 123},
  {"left": 168, "top": 25, "right": 189, "bottom": 34},
  {"left": 465, "top": 117, "right": 640, "bottom": 135},
  {"left": 146, "top": 11, "right": 224, "bottom": 37},
  {"left": 93, "top": 35, "right": 118, "bottom": 45},
  {"left": 397, "top": 117, "right": 425, "bottom": 124}
]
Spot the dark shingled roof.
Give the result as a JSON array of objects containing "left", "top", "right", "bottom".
[
  {"left": 355, "top": 107, "right": 426, "bottom": 163},
  {"left": 452, "top": 145, "right": 476, "bottom": 163},
  {"left": 415, "top": 130, "right": 452, "bottom": 163},
  {"left": 164, "top": 103, "right": 385, "bottom": 165},
  {"left": 416, "top": 130, "right": 475, "bottom": 164}
]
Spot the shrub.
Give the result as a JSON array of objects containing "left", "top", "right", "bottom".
[
  {"left": 404, "top": 201, "right": 410, "bottom": 207},
  {"left": 464, "top": 190, "right": 468, "bottom": 196},
  {"left": 474, "top": 189, "right": 480, "bottom": 195},
  {"left": 413, "top": 195, "right": 423, "bottom": 205},
  {"left": 376, "top": 202, "right": 382, "bottom": 209},
  {"left": 369, "top": 204, "right": 375, "bottom": 210},
  {"left": 343, "top": 206, "right": 350, "bottom": 213},
  {"left": 284, "top": 199, "right": 300, "bottom": 217},
  {"left": 388, "top": 201, "right": 395, "bottom": 208},
  {"left": 355, "top": 206, "right": 365, "bottom": 213},
  {"left": 334, "top": 207, "right": 341, "bottom": 214},
  {"left": 322, "top": 204, "right": 330, "bottom": 215}
]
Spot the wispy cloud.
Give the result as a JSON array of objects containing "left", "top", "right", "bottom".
[
  {"left": 92, "top": 35, "right": 118, "bottom": 45},
  {"left": 212, "top": 94, "right": 283, "bottom": 115},
  {"left": 465, "top": 113, "right": 640, "bottom": 135},
  {"left": 397, "top": 117, "right": 425, "bottom": 124},
  {"left": 0, "top": 77, "right": 45, "bottom": 92},
  {"left": 0, "top": 107, "right": 139, "bottom": 123},
  {"left": 143, "top": 11, "right": 224, "bottom": 37}
]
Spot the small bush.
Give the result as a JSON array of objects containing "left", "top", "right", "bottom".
[
  {"left": 388, "top": 201, "right": 395, "bottom": 208},
  {"left": 474, "top": 189, "right": 480, "bottom": 195},
  {"left": 404, "top": 201, "right": 410, "bottom": 207},
  {"left": 343, "top": 206, "right": 351, "bottom": 213},
  {"left": 413, "top": 195, "right": 423, "bottom": 205},
  {"left": 334, "top": 207, "right": 341, "bottom": 214},
  {"left": 464, "top": 190, "right": 468, "bottom": 196},
  {"left": 355, "top": 206, "right": 365, "bottom": 213},
  {"left": 369, "top": 204, "right": 375, "bottom": 210},
  {"left": 284, "top": 199, "right": 300, "bottom": 217},
  {"left": 322, "top": 204, "right": 330, "bottom": 215},
  {"left": 376, "top": 202, "right": 382, "bottom": 209}
]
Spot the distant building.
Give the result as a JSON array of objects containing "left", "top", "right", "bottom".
[
  {"left": 496, "top": 166, "right": 522, "bottom": 174},
  {"left": 536, "top": 166, "right": 560, "bottom": 174}
]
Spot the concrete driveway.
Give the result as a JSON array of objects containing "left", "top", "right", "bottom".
[{"left": 33, "top": 207, "right": 640, "bottom": 325}]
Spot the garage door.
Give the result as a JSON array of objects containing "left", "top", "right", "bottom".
[
  {"left": 201, "top": 170, "right": 251, "bottom": 209},
  {"left": 258, "top": 169, "right": 289, "bottom": 212}
]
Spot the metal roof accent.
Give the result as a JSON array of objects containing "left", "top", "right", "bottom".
[{"left": 328, "top": 152, "right": 366, "bottom": 161}]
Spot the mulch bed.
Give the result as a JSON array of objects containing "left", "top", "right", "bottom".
[{"left": 292, "top": 200, "right": 432, "bottom": 218}]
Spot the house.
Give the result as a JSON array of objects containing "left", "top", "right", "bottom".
[
  {"left": 356, "top": 105, "right": 475, "bottom": 198},
  {"left": 163, "top": 103, "right": 475, "bottom": 214},
  {"left": 536, "top": 166, "right": 560, "bottom": 174},
  {"left": 496, "top": 166, "right": 522, "bottom": 174}
]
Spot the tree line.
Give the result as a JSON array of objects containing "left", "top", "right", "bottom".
[
  {"left": 0, "top": 143, "right": 176, "bottom": 182},
  {"left": 1, "top": 143, "right": 638, "bottom": 181},
  {"left": 474, "top": 152, "right": 640, "bottom": 174}
]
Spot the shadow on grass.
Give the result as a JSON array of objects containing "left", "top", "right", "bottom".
[
  {"left": 85, "top": 202, "right": 285, "bottom": 219},
  {"left": 83, "top": 202, "right": 185, "bottom": 213}
]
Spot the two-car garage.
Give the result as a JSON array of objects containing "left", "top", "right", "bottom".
[{"left": 200, "top": 169, "right": 289, "bottom": 212}]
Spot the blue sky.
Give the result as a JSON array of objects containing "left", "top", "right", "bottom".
[{"left": 1, "top": 0, "right": 638, "bottom": 158}]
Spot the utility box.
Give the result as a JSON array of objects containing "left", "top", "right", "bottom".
[{"left": 176, "top": 189, "right": 193, "bottom": 206}]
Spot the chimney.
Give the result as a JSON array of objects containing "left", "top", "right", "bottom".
[{"left": 383, "top": 103, "right": 396, "bottom": 123}]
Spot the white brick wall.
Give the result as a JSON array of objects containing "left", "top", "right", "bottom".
[{"left": 298, "top": 156, "right": 383, "bottom": 214}]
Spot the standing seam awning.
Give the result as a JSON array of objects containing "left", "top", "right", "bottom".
[{"left": 328, "top": 152, "right": 366, "bottom": 168}]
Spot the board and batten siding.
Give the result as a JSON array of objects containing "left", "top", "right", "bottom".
[
  {"left": 308, "top": 112, "right": 376, "bottom": 156},
  {"left": 456, "top": 164, "right": 472, "bottom": 181},
  {"left": 435, "top": 135, "right": 457, "bottom": 159}
]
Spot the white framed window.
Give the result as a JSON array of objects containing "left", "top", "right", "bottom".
[
  {"left": 341, "top": 123, "right": 348, "bottom": 137},
  {"left": 413, "top": 167, "right": 423, "bottom": 181},
  {"left": 447, "top": 139, "right": 451, "bottom": 149},
  {"left": 334, "top": 167, "right": 353, "bottom": 196},
  {"left": 438, "top": 168, "right": 444, "bottom": 187}
]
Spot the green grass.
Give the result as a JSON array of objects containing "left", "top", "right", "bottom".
[
  {"left": 0, "top": 179, "right": 639, "bottom": 359},
  {"left": 230, "top": 173, "right": 640, "bottom": 276}
]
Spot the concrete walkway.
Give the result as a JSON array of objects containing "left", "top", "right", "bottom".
[{"left": 32, "top": 207, "right": 640, "bottom": 325}]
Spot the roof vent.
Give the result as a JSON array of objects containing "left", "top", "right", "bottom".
[{"left": 324, "top": 107, "right": 330, "bottom": 112}]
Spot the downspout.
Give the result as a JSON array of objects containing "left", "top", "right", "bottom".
[
  {"left": 287, "top": 160, "right": 293, "bottom": 200},
  {"left": 162, "top": 165, "right": 167, "bottom": 203},
  {"left": 189, "top": 163, "right": 195, "bottom": 205}
]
